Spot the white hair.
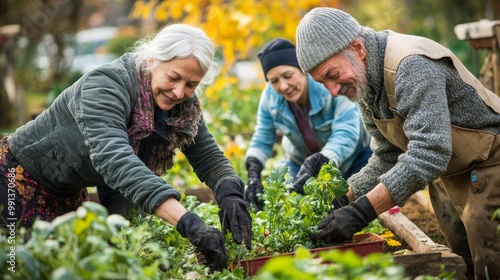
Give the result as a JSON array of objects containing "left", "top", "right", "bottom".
[{"left": 131, "top": 23, "right": 219, "bottom": 98}]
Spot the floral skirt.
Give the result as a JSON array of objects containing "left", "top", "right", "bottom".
[{"left": 0, "top": 136, "right": 89, "bottom": 228}]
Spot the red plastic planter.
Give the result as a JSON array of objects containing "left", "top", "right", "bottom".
[{"left": 238, "top": 233, "right": 384, "bottom": 277}]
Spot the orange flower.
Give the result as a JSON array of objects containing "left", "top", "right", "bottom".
[
  {"left": 224, "top": 142, "right": 243, "bottom": 158},
  {"left": 176, "top": 151, "right": 186, "bottom": 162}
]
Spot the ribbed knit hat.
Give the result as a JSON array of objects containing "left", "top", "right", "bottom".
[
  {"left": 257, "top": 38, "right": 300, "bottom": 80},
  {"left": 296, "top": 8, "right": 362, "bottom": 73}
]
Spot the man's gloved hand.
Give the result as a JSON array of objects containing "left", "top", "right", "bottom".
[
  {"left": 216, "top": 180, "right": 253, "bottom": 250},
  {"left": 244, "top": 157, "right": 264, "bottom": 210},
  {"left": 332, "top": 194, "right": 350, "bottom": 210},
  {"left": 176, "top": 212, "right": 228, "bottom": 271},
  {"left": 292, "top": 152, "right": 330, "bottom": 194},
  {"left": 310, "top": 195, "right": 378, "bottom": 245}
]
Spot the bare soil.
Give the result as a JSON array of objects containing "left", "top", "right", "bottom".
[{"left": 400, "top": 195, "right": 447, "bottom": 246}]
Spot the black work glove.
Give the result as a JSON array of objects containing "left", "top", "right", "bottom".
[
  {"left": 324, "top": 194, "right": 351, "bottom": 216},
  {"left": 176, "top": 212, "right": 228, "bottom": 271},
  {"left": 332, "top": 194, "right": 350, "bottom": 210},
  {"left": 215, "top": 180, "right": 253, "bottom": 250},
  {"left": 244, "top": 157, "right": 264, "bottom": 210},
  {"left": 292, "top": 152, "right": 330, "bottom": 194},
  {"left": 310, "top": 195, "right": 378, "bottom": 245}
]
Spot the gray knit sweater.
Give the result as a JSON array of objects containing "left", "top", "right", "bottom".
[{"left": 348, "top": 30, "right": 500, "bottom": 206}]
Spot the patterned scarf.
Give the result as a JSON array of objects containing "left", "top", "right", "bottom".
[{"left": 128, "top": 62, "right": 202, "bottom": 175}]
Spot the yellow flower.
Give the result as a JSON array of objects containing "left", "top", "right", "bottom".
[
  {"left": 224, "top": 142, "right": 243, "bottom": 158},
  {"left": 386, "top": 238, "right": 402, "bottom": 247},
  {"left": 380, "top": 231, "right": 395, "bottom": 239},
  {"left": 176, "top": 151, "right": 186, "bottom": 162}
]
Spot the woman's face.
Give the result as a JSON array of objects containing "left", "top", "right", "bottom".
[
  {"left": 150, "top": 56, "right": 204, "bottom": 111},
  {"left": 266, "top": 65, "right": 308, "bottom": 105}
]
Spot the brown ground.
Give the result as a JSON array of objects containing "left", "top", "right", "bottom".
[{"left": 400, "top": 195, "right": 448, "bottom": 246}]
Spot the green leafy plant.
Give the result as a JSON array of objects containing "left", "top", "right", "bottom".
[
  {"left": 252, "top": 246, "right": 406, "bottom": 280},
  {"left": 0, "top": 202, "right": 168, "bottom": 280},
  {"left": 493, "top": 208, "right": 500, "bottom": 234},
  {"left": 225, "top": 161, "right": 349, "bottom": 262},
  {"left": 0, "top": 155, "right": 450, "bottom": 279},
  {"left": 0, "top": 199, "right": 242, "bottom": 280}
]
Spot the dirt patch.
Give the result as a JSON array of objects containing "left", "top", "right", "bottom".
[{"left": 400, "top": 195, "right": 447, "bottom": 246}]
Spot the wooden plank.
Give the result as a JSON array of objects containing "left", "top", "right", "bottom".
[
  {"left": 379, "top": 211, "right": 439, "bottom": 253},
  {"left": 394, "top": 252, "right": 467, "bottom": 280},
  {"left": 379, "top": 205, "right": 468, "bottom": 279},
  {"left": 185, "top": 187, "right": 215, "bottom": 203},
  {"left": 493, "top": 25, "right": 500, "bottom": 96}
]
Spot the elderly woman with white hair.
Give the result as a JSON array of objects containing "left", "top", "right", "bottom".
[{"left": 0, "top": 23, "right": 252, "bottom": 271}]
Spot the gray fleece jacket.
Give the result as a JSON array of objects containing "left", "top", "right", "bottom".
[
  {"left": 348, "top": 30, "right": 500, "bottom": 206},
  {"left": 7, "top": 53, "right": 243, "bottom": 213}
]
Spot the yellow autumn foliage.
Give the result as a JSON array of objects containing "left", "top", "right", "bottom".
[
  {"left": 128, "top": 1, "right": 339, "bottom": 137},
  {"left": 129, "top": 0, "right": 339, "bottom": 82}
]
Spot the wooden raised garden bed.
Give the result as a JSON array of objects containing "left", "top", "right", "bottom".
[
  {"left": 182, "top": 189, "right": 469, "bottom": 279},
  {"left": 182, "top": 163, "right": 469, "bottom": 279},
  {"left": 379, "top": 191, "right": 468, "bottom": 279}
]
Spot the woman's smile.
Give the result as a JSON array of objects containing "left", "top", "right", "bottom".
[{"left": 150, "top": 56, "right": 204, "bottom": 111}]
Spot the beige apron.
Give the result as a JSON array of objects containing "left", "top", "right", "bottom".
[{"left": 374, "top": 31, "right": 500, "bottom": 279}]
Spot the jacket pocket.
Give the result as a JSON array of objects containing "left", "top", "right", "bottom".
[{"left": 443, "top": 125, "right": 495, "bottom": 176}]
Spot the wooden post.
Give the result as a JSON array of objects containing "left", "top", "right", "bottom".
[
  {"left": 493, "top": 25, "right": 500, "bottom": 96},
  {"left": 0, "top": 25, "right": 21, "bottom": 128},
  {"left": 454, "top": 20, "right": 500, "bottom": 96}
]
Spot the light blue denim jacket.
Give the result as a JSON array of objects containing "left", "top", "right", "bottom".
[
  {"left": 7, "top": 53, "right": 243, "bottom": 213},
  {"left": 245, "top": 75, "right": 371, "bottom": 175}
]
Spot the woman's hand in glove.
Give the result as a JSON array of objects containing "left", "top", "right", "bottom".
[
  {"left": 244, "top": 178, "right": 264, "bottom": 211},
  {"left": 216, "top": 180, "right": 253, "bottom": 250},
  {"left": 176, "top": 212, "right": 228, "bottom": 271},
  {"left": 244, "top": 157, "right": 264, "bottom": 210},
  {"left": 310, "top": 195, "right": 378, "bottom": 245},
  {"left": 332, "top": 194, "right": 350, "bottom": 210},
  {"left": 292, "top": 152, "right": 330, "bottom": 194}
]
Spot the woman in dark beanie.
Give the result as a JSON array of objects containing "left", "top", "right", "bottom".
[
  {"left": 295, "top": 7, "right": 500, "bottom": 279},
  {"left": 0, "top": 23, "right": 252, "bottom": 271},
  {"left": 243, "top": 38, "right": 372, "bottom": 210}
]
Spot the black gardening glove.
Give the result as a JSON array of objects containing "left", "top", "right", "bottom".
[
  {"left": 292, "top": 152, "right": 330, "bottom": 194},
  {"left": 332, "top": 194, "right": 350, "bottom": 210},
  {"left": 324, "top": 194, "right": 351, "bottom": 216},
  {"left": 244, "top": 157, "right": 264, "bottom": 210},
  {"left": 310, "top": 195, "right": 378, "bottom": 245},
  {"left": 176, "top": 212, "right": 228, "bottom": 271},
  {"left": 216, "top": 180, "right": 253, "bottom": 250}
]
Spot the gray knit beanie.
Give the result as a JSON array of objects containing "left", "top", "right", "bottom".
[{"left": 296, "top": 8, "right": 362, "bottom": 73}]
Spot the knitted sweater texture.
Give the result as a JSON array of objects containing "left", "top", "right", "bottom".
[{"left": 348, "top": 30, "right": 500, "bottom": 205}]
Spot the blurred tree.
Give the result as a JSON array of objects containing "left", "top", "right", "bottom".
[
  {"left": 0, "top": 25, "right": 19, "bottom": 128},
  {"left": 128, "top": 0, "right": 339, "bottom": 93},
  {"left": 348, "top": 0, "right": 488, "bottom": 75},
  {"left": 7, "top": 0, "right": 84, "bottom": 87},
  {"left": 127, "top": 0, "right": 341, "bottom": 139},
  {"left": 0, "top": 0, "right": 135, "bottom": 128}
]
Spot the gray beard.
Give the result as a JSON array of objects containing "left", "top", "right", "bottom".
[{"left": 349, "top": 57, "right": 369, "bottom": 102}]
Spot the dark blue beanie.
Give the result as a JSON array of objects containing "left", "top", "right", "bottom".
[{"left": 257, "top": 38, "right": 300, "bottom": 80}]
